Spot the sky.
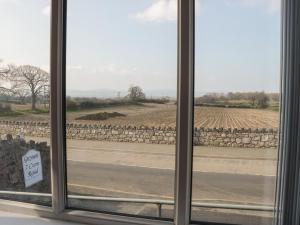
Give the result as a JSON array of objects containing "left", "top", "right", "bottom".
[{"left": 0, "top": 0, "right": 281, "bottom": 97}]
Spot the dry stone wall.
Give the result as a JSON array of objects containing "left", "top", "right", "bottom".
[
  {"left": 0, "top": 135, "right": 51, "bottom": 193},
  {"left": 0, "top": 121, "right": 50, "bottom": 138},
  {"left": 0, "top": 121, "right": 279, "bottom": 148}
]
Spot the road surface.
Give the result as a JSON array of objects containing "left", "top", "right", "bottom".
[
  {"left": 26, "top": 137, "right": 277, "bottom": 204},
  {"left": 66, "top": 161, "right": 275, "bottom": 225},
  {"left": 25, "top": 137, "right": 277, "bottom": 224}
]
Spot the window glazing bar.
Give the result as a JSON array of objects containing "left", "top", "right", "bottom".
[
  {"left": 275, "top": 0, "right": 300, "bottom": 224},
  {"left": 175, "top": 0, "right": 195, "bottom": 224},
  {"left": 50, "top": 0, "right": 67, "bottom": 214}
]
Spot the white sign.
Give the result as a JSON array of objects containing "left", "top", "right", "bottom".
[{"left": 22, "top": 149, "right": 43, "bottom": 188}]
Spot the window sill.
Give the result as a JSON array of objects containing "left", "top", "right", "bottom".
[{"left": 0, "top": 210, "right": 83, "bottom": 225}]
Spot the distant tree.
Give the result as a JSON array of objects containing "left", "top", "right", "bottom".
[
  {"left": 117, "top": 91, "right": 121, "bottom": 98},
  {"left": 247, "top": 92, "right": 259, "bottom": 107},
  {"left": 0, "top": 63, "right": 14, "bottom": 95},
  {"left": 9, "top": 65, "right": 50, "bottom": 110},
  {"left": 42, "top": 84, "right": 50, "bottom": 109},
  {"left": 269, "top": 93, "right": 280, "bottom": 102},
  {"left": 127, "top": 85, "right": 146, "bottom": 101},
  {"left": 256, "top": 92, "right": 270, "bottom": 109},
  {"left": 15, "top": 87, "right": 30, "bottom": 104},
  {"left": 227, "top": 92, "right": 243, "bottom": 100}
]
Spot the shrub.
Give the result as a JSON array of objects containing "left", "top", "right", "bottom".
[
  {"left": 66, "top": 98, "right": 144, "bottom": 111},
  {"left": 75, "top": 112, "right": 126, "bottom": 121},
  {"left": 79, "top": 101, "right": 97, "bottom": 109},
  {"left": 0, "top": 103, "right": 12, "bottom": 112},
  {"left": 66, "top": 99, "right": 78, "bottom": 110},
  {"left": 138, "top": 98, "right": 170, "bottom": 104},
  {"left": 256, "top": 92, "right": 270, "bottom": 109}
]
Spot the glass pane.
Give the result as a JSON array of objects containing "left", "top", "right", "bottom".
[
  {"left": 192, "top": 0, "right": 281, "bottom": 224},
  {"left": 66, "top": 0, "right": 177, "bottom": 219},
  {"left": 0, "top": 1, "right": 51, "bottom": 206}
]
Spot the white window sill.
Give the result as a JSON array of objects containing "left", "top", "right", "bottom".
[{"left": 0, "top": 210, "right": 85, "bottom": 225}]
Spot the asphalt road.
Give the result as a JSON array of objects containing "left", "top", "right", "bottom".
[
  {"left": 28, "top": 137, "right": 278, "bottom": 175},
  {"left": 24, "top": 137, "right": 277, "bottom": 224},
  {"left": 27, "top": 137, "right": 277, "bottom": 202},
  {"left": 67, "top": 161, "right": 275, "bottom": 225},
  {"left": 67, "top": 161, "right": 276, "bottom": 204}
]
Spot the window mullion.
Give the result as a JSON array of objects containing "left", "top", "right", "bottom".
[
  {"left": 275, "top": 0, "right": 300, "bottom": 224},
  {"left": 50, "top": 0, "right": 67, "bottom": 215},
  {"left": 174, "top": 0, "right": 195, "bottom": 224}
]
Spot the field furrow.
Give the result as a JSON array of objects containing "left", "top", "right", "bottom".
[{"left": 10, "top": 103, "right": 279, "bottom": 129}]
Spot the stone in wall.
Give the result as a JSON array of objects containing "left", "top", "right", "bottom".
[
  {"left": 0, "top": 134, "right": 51, "bottom": 193},
  {"left": 0, "top": 120, "right": 279, "bottom": 148}
]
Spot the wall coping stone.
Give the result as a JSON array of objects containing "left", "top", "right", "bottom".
[{"left": 0, "top": 120, "right": 279, "bottom": 133}]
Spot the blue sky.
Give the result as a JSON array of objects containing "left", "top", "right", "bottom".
[{"left": 0, "top": 0, "right": 281, "bottom": 97}]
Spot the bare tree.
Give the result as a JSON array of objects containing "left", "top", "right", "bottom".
[
  {"left": 14, "top": 85, "right": 30, "bottom": 104},
  {"left": 127, "top": 85, "right": 146, "bottom": 101},
  {"left": 41, "top": 84, "right": 50, "bottom": 109},
  {"left": 256, "top": 92, "right": 270, "bottom": 109},
  {"left": 247, "top": 92, "right": 259, "bottom": 107},
  {"left": 9, "top": 65, "right": 49, "bottom": 110},
  {"left": 0, "top": 62, "right": 13, "bottom": 95}
]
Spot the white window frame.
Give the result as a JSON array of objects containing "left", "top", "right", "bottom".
[{"left": 0, "top": 0, "right": 300, "bottom": 225}]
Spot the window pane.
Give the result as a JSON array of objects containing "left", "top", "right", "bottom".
[
  {"left": 0, "top": 1, "right": 51, "bottom": 206},
  {"left": 65, "top": 0, "right": 177, "bottom": 219},
  {"left": 192, "top": 0, "right": 281, "bottom": 224}
]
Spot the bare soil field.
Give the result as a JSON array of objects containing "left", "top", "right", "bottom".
[
  {"left": 1, "top": 103, "right": 279, "bottom": 129},
  {"left": 194, "top": 107, "right": 279, "bottom": 129},
  {"left": 70, "top": 104, "right": 279, "bottom": 128}
]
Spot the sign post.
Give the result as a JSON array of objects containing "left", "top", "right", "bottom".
[{"left": 22, "top": 149, "right": 43, "bottom": 188}]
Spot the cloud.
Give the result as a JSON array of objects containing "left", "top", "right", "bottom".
[
  {"left": 42, "top": 4, "right": 50, "bottom": 16},
  {"left": 41, "top": 2, "right": 71, "bottom": 17},
  {"left": 134, "top": 0, "right": 201, "bottom": 23},
  {"left": 135, "top": 0, "right": 177, "bottom": 22},
  {"left": 266, "top": 0, "right": 281, "bottom": 12},
  {"left": 225, "top": 0, "right": 280, "bottom": 13}
]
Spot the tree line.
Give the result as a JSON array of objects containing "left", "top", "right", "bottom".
[
  {"left": 195, "top": 92, "right": 279, "bottom": 109},
  {"left": 66, "top": 85, "right": 169, "bottom": 111},
  {"left": 0, "top": 61, "right": 277, "bottom": 111}
]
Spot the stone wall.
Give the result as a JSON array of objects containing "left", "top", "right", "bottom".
[
  {"left": 0, "top": 121, "right": 50, "bottom": 138},
  {"left": 193, "top": 127, "right": 278, "bottom": 148},
  {"left": 0, "top": 134, "right": 51, "bottom": 193},
  {"left": 0, "top": 121, "right": 279, "bottom": 148}
]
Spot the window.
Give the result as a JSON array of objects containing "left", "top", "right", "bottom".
[
  {"left": 0, "top": 0, "right": 51, "bottom": 206},
  {"left": 65, "top": 0, "right": 177, "bottom": 219},
  {"left": 192, "top": 1, "right": 281, "bottom": 224},
  {"left": 0, "top": 1, "right": 300, "bottom": 225}
]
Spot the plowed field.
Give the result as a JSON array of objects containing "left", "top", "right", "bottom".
[{"left": 68, "top": 104, "right": 279, "bottom": 129}]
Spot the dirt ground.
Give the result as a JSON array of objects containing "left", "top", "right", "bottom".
[{"left": 2, "top": 103, "right": 279, "bottom": 129}]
